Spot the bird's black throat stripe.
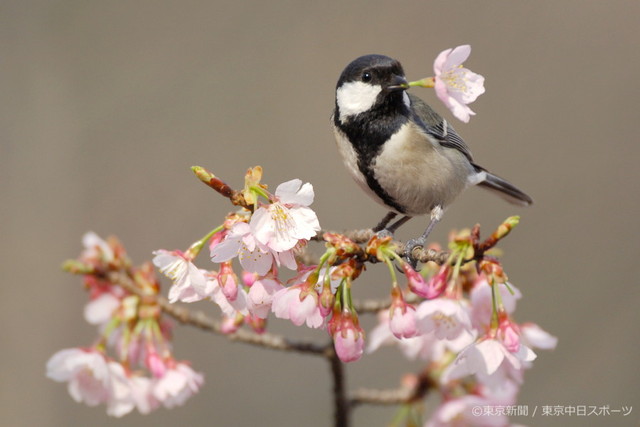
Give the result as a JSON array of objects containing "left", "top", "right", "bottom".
[{"left": 334, "top": 100, "right": 409, "bottom": 214}]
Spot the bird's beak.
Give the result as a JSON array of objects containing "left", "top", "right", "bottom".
[{"left": 385, "top": 75, "right": 409, "bottom": 92}]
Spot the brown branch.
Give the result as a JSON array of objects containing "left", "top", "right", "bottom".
[
  {"left": 312, "top": 228, "right": 450, "bottom": 265},
  {"left": 192, "top": 166, "right": 252, "bottom": 211},
  {"left": 328, "top": 349, "right": 350, "bottom": 427},
  {"left": 107, "top": 270, "right": 327, "bottom": 356},
  {"left": 349, "top": 387, "right": 414, "bottom": 407},
  {"left": 349, "top": 369, "right": 435, "bottom": 408}
]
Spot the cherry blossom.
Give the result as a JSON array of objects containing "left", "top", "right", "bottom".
[
  {"left": 211, "top": 222, "right": 296, "bottom": 276},
  {"left": 250, "top": 179, "right": 320, "bottom": 252},
  {"left": 433, "top": 44, "right": 485, "bottom": 123},
  {"left": 46, "top": 348, "right": 111, "bottom": 407},
  {"left": 81, "top": 231, "right": 114, "bottom": 264},
  {"left": 84, "top": 292, "right": 121, "bottom": 325},
  {"left": 271, "top": 283, "right": 324, "bottom": 328},
  {"left": 152, "top": 362, "right": 204, "bottom": 409},
  {"left": 329, "top": 310, "right": 364, "bottom": 363},
  {"left": 246, "top": 276, "right": 284, "bottom": 319},
  {"left": 416, "top": 298, "right": 472, "bottom": 340},
  {"left": 520, "top": 322, "right": 558, "bottom": 350},
  {"left": 152, "top": 250, "right": 208, "bottom": 303},
  {"left": 443, "top": 337, "right": 536, "bottom": 383},
  {"left": 388, "top": 287, "right": 418, "bottom": 339}
]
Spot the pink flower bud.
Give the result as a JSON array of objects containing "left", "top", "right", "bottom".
[
  {"left": 403, "top": 262, "right": 450, "bottom": 299},
  {"left": 208, "top": 230, "right": 226, "bottom": 252},
  {"left": 499, "top": 317, "right": 521, "bottom": 353},
  {"left": 145, "top": 349, "right": 167, "bottom": 378},
  {"left": 220, "top": 314, "right": 243, "bottom": 334},
  {"left": 218, "top": 262, "right": 238, "bottom": 301},
  {"left": 245, "top": 314, "right": 267, "bottom": 334},
  {"left": 319, "top": 283, "right": 335, "bottom": 318},
  {"left": 242, "top": 271, "right": 258, "bottom": 287},
  {"left": 388, "top": 287, "right": 418, "bottom": 339},
  {"left": 424, "top": 264, "right": 451, "bottom": 299},
  {"left": 329, "top": 309, "right": 364, "bottom": 363}
]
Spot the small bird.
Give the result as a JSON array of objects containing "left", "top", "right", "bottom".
[{"left": 331, "top": 54, "right": 532, "bottom": 263}]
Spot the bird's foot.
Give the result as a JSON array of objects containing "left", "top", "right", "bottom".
[
  {"left": 403, "top": 236, "right": 426, "bottom": 270},
  {"left": 374, "top": 228, "right": 394, "bottom": 239}
]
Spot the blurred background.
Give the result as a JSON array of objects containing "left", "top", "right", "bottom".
[{"left": 2, "top": 1, "right": 639, "bottom": 426}]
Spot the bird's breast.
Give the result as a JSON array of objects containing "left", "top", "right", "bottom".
[{"left": 372, "top": 122, "right": 472, "bottom": 215}]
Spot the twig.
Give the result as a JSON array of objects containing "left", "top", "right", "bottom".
[
  {"left": 349, "top": 369, "right": 434, "bottom": 408},
  {"left": 107, "top": 270, "right": 327, "bottom": 356},
  {"left": 329, "top": 349, "right": 350, "bottom": 427},
  {"left": 353, "top": 292, "right": 420, "bottom": 314},
  {"left": 312, "top": 228, "right": 450, "bottom": 265}
]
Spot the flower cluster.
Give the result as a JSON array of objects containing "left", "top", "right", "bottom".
[
  {"left": 153, "top": 167, "right": 373, "bottom": 362},
  {"left": 47, "top": 233, "right": 203, "bottom": 416},
  {"left": 365, "top": 222, "right": 557, "bottom": 426},
  {"left": 50, "top": 166, "right": 556, "bottom": 425}
]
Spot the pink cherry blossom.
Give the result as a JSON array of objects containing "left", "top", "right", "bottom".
[
  {"left": 217, "top": 261, "right": 239, "bottom": 301},
  {"left": 271, "top": 284, "right": 324, "bottom": 328},
  {"left": 520, "top": 322, "right": 558, "bottom": 350},
  {"left": 498, "top": 317, "right": 521, "bottom": 353},
  {"left": 46, "top": 348, "right": 111, "bottom": 407},
  {"left": 105, "top": 361, "right": 137, "bottom": 417},
  {"left": 416, "top": 298, "right": 472, "bottom": 340},
  {"left": 443, "top": 337, "right": 536, "bottom": 383},
  {"left": 246, "top": 276, "right": 284, "bottom": 319},
  {"left": 433, "top": 45, "right": 485, "bottom": 123},
  {"left": 330, "top": 310, "right": 365, "bottom": 363},
  {"left": 81, "top": 231, "right": 114, "bottom": 264},
  {"left": 367, "top": 310, "right": 474, "bottom": 362},
  {"left": 152, "top": 362, "right": 204, "bottom": 409},
  {"left": 470, "top": 279, "right": 521, "bottom": 330},
  {"left": 334, "top": 327, "right": 364, "bottom": 363},
  {"left": 250, "top": 179, "right": 320, "bottom": 252},
  {"left": 129, "top": 375, "right": 159, "bottom": 415},
  {"left": 211, "top": 222, "right": 296, "bottom": 276},
  {"left": 84, "top": 292, "right": 120, "bottom": 325},
  {"left": 388, "top": 288, "right": 418, "bottom": 339},
  {"left": 404, "top": 262, "right": 450, "bottom": 299},
  {"left": 152, "top": 249, "right": 208, "bottom": 303},
  {"left": 207, "top": 271, "right": 249, "bottom": 318},
  {"left": 145, "top": 349, "right": 167, "bottom": 378}
]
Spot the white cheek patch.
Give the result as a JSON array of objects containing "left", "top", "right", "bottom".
[
  {"left": 336, "top": 81, "right": 382, "bottom": 122},
  {"left": 403, "top": 91, "right": 411, "bottom": 110}
]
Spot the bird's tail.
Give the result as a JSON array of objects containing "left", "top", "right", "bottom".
[{"left": 473, "top": 168, "right": 533, "bottom": 206}]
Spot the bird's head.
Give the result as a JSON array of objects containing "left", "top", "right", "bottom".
[{"left": 335, "top": 54, "right": 409, "bottom": 123}]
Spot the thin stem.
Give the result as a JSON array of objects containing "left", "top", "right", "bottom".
[
  {"left": 108, "top": 270, "right": 327, "bottom": 356},
  {"left": 328, "top": 348, "right": 349, "bottom": 427}
]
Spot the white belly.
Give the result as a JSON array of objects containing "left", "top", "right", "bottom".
[{"left": 334, "top": 122, "right": 473, "bottom": 216}]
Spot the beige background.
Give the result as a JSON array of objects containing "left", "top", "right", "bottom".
[{"left": 2, "top": 1, "right": 639, "bottom": 426}]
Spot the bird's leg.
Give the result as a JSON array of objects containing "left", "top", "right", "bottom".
[
  {"left": 404, "top": 206, "right": 444, "bottom": 269},
  {"left": 372, "top": 211, "right": 397, "bottom": 233},
  {"left": 373, "top": 212, "right": 412, "bottom": 239},
  {"left": 386, "top": 215, "right": 412, "bottom": 234}
]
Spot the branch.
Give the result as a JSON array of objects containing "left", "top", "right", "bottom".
[
  {"left": 192, "top": 166, "right": 252, "bottom": 211},
  {"left": 312, "top": 228, "right": 450, "bottom": 265},
  {"left": 107, "top": 270, "right": 328, "bottom": 356},
  {"left": 349, "top": 369, "right": 435, "bottom": 408},
  {"left": 329, "top": 349, "right": 350, "bottom": 427}
]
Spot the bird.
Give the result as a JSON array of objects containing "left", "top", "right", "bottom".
[{"left": 331, "top": 54, "right": 532, "bottom": 265}]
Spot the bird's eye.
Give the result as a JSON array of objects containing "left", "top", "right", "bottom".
[{"left": 362, "top": 72, "right": 372, "bottom": 83}]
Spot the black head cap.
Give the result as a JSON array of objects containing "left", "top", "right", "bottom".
[{"left": 336, "top": 54, "right": 407, "bottom": 89}]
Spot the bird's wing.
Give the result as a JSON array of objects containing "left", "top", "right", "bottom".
[{"left": 408, "top": 93, "right": 474, "bottom": 162}]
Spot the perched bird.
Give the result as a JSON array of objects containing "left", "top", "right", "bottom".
[{"left": 331, "top": 54, "right": 532, "bottom": 262}]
